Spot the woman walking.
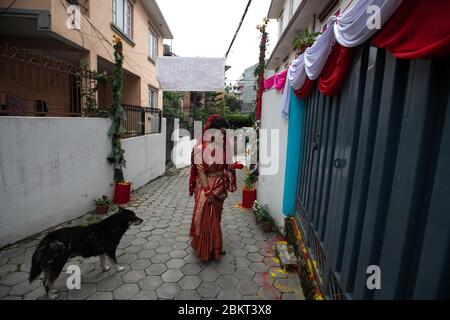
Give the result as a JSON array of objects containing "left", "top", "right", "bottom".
[{"left": 189, "top": 115, "right": 243, "bottom": 262}]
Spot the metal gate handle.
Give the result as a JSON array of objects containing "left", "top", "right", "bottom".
[
  {"left": 334, "top": 158, "right": 347, "bottom": 169},
  {"left": 312, "top": 134, "right": 320, "bottom": 150}
]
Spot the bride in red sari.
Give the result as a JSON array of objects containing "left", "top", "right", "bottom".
[{"left": 189, "top": 115, "right": 243, "bottom": 262}]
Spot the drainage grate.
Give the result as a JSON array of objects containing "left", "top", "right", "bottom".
[{"left": 326, "top": 270, "right": 346, "bottom": 300}]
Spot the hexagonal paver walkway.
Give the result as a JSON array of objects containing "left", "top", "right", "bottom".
[{"left": 0, "top": 169, "right": 305, "bottom": 300}]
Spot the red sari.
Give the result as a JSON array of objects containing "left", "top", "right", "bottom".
[{"left": 189, "top": 116, "right": 237, "bottom": 262}]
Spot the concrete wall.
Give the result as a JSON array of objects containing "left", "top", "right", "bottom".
[
  {"left": 122, "top": 118, "right": 166, "bottom": 189},
  {"left": 257, "top": 89, "right": 289, "bottom": 230},
  {"left": 172, "top": 136, "right": 196, "bottom": 169},
  {"left": 0, "top": 117, "right": 166, "bottom": 247},
  {"left": 169, "top": 118, "right": 196, "bottom": 169}
]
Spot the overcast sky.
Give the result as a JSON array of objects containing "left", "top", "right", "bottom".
[{"left": 157, "top": 0, "right": 277, "bottom": 84}]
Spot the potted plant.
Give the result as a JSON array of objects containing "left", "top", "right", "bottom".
[
  {"left": 252, "top": 201, "right": 263, "bottom": 223},
  {"left": 260, "top": 211, "right": 275, "bottom": 233},
  {"left": 292, "top": 29, "right": 321, "bottom": 54},
  {"left": 94, "top": 195, "right": 112, "bottom": 214},
  {"left": 242, "top": 164, "right": 258, "bottom": 209},
  {"left": 252, "top": 201, "right": 274, "bottom": 232}
]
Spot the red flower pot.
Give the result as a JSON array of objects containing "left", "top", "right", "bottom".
[
  {"left": 113, "top": 182, "right": 131, "bottom": 204},
  {"left": 95, "top": 205, "right": 109, "bottom": 214},
  {"left": 242, "top": 188, "right": 257, "bottom": 209}
]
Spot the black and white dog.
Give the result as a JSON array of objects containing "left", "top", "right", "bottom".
[{"left": 29, "top": 208, "right": 143, "bottom": 299}]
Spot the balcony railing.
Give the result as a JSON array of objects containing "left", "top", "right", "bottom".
[
  {"left": 0, "top": 43, "right": 95, "bottom": 117},
  {"left": 121, "top": 104, "right": 162, "bottom": 139}
]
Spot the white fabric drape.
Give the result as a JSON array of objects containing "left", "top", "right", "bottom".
[
  {"left": 281, "top": 53, "right": 306, "bottom": 118},
  {"left": 279, "top": 0, "right": 404, "bottom": 118},
  {"left": 281, "top": 75, "right": 291, "bottom": 119},
  {"left": 304, "top": 16, "right": 336, "bottom": 80},
  {"left": 288, "top": 53, "right": 307, "bottom": 90},
  {"left": 334, "top": 0, "right": 403, "bottom": 48}
]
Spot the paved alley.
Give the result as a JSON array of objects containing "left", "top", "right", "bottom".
[{"left": 0, "top": 169, "right": 304, "bottom": 300}]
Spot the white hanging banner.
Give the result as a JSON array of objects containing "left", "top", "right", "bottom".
[{"left": 156, "top": 57, "right": 225, "bottom": 91}]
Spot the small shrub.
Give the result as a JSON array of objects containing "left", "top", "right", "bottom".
[
  {"left": 252, "top": 201, "right": 272, "bottom": 224},
  {"left": 244, "top": 164, "right": 258, "bottom": 189},
  {"left": 225, "top": 113, "right": 254, "bottom": 128},
  {"left": 94, "top": 195, "right": 112, "bottom": 207},
  {"left": 292, "top": 29, "right": 321, "bottom": 53}
]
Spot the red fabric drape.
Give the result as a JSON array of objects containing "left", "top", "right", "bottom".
[
  {"left": 264, "top": 74, "right": 275, "bottom": 90},
  {"left": 373, "top": 0, "right": 450, "bottom": 60},
  {"left": 294, "top": 79, "right": 315, "bottom": 99},
  {"left": 318, "top": 43, "right": 354, "bottom": 96},
  {"left": 274, "top": 69, "right": 288, "bottom": 90}
]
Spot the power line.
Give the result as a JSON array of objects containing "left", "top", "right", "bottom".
[{"left": 225, "top": 0, "right": 252, "bottom": 59}]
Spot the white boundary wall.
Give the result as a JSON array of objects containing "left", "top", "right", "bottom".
[
  {"left": 122, "top": 118, "right": 166, "bottom": 189},
  {"left": 257, "top": 90, "right": 289, "bottom": 230},
  {"left": 0, "top": 117, "right": 166, "bottom": 247}
]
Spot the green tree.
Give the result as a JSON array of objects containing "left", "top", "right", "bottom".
[
  {"left": 163, "top": 91, "right": 185, "bottom": 119},
  {"left": 224, "top": 93, "right": 243, "bottom": 112}
]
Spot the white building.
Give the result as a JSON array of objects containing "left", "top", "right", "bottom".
[{"left": 240, "top": 62, "right": 274, "bottom": 114}]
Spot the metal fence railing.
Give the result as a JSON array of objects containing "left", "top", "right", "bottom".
[
  {"left": 0, "top": 43, "right": 95, "bottom": 118},
  {"left": 121, "top": 104, "right": 162, "bottom": 139}
]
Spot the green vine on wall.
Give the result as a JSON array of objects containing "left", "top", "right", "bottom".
[
  {"left": 74, "top": 62, "right": 109, "bottom": 117},
  {"left": 254, "top": 17, "right": 269, "bottom": 121},
  {"left": 107, "top": 35, "right": 127, "bottom": 183},
  {"left": 253, "top": 17, "right": 269, "bottom": 181}
]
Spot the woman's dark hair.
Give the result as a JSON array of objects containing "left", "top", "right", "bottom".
[{"left": 209, "top": 118, "right": 230, "bottom": 130}]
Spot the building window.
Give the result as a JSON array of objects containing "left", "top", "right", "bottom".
[
  {"left": 149, "top": 31, "right": 158, "bottom": 60},
  {"left": 112, "top": 0, "right": 133, "bottom": 38},
  {"left": 149, "top": 88, "right": 158, "bottom": 108},
  {"left": 278, "top": 10, "right": 284, "bottom": 38},
  {"left": 289, "top": 0, "right": 294, "bottom": 19}
]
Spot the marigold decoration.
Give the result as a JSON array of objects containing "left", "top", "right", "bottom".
[
  {"left": 289, "top": 216, "right": 324, "bottom": 300},
  {"left": 107, "top": 36, "right": 127, "bottom": 183},
  {"left": 255, "top": 18, "right": 269, "bottom": 121}
]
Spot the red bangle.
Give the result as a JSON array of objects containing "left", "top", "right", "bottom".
[{"left": 231, "top": 162, "right": 244, "bottom": 170}]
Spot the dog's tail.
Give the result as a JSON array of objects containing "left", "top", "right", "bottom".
[{"left": 29, "top": 238, "right": 49, "bottom": 282}]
